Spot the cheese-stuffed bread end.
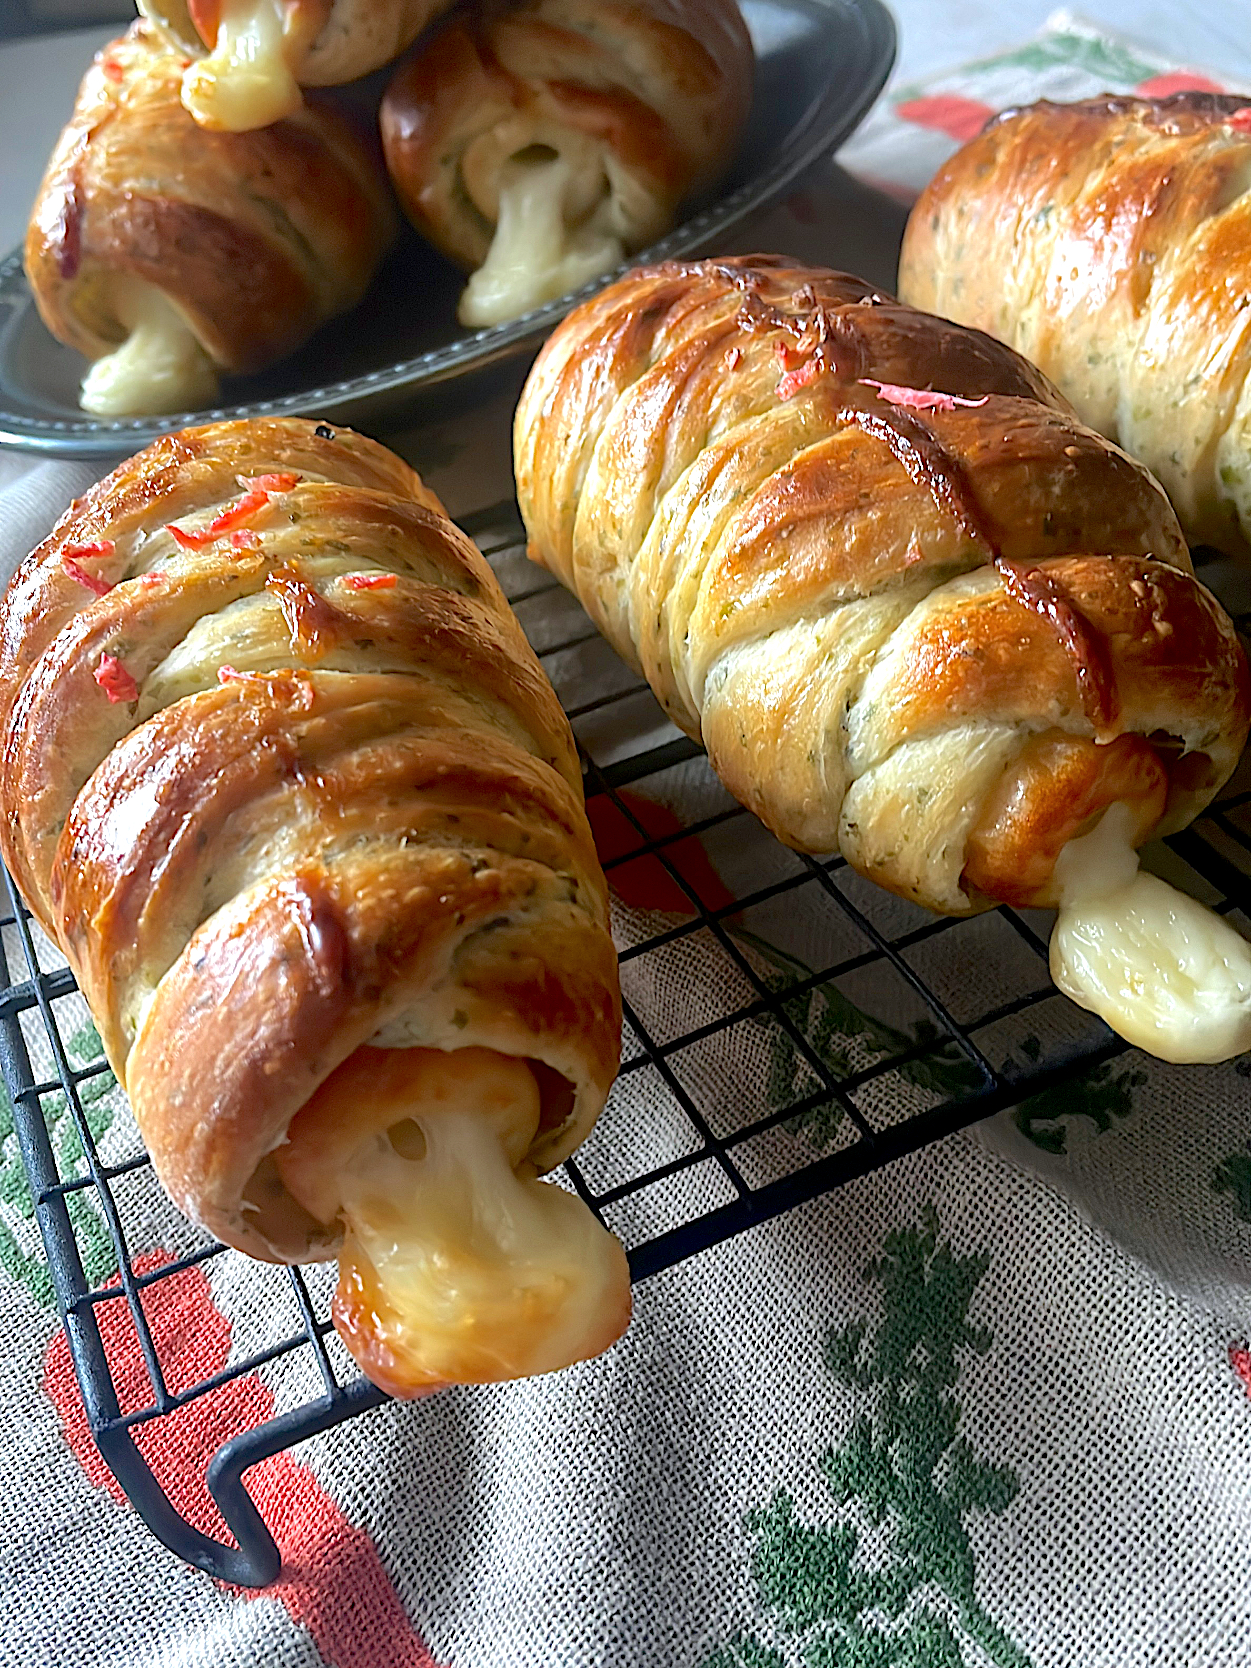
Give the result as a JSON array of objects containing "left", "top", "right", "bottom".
[
  {"left": 515, "top": 255, "right": 1251, "bottom": 1065},
  {"left": 138, "top": 0, "right": 449, "bottom": 130},
  {"left": 380, "top": 0, "right": 753, "bottom": 326},
  {"left": 0, "top": 417, "right": 629, "bottom": 1394},
  {"left": 24, "top": 25, "right": 395, "bottom": 419}
]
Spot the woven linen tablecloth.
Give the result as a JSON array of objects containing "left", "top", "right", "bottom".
[{"left": 2, "top": 12, "right": 1251, "bottom": 1667}]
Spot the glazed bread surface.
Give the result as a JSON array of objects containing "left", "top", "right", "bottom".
[
  {"left": 380, "top": 0, "right": 753, "bottom": 323},
  {"left": 515, "top": 255, "right": 1251, "bottom": 915},
  {"left": 0, "top": 417, "right": 626, "bottom": 1392},
  {"left": 899, "top": 93, "right": 1251, "bottom": 557},
  {"left": 24, "top": 23, "right": 395, "bottom": 413}
]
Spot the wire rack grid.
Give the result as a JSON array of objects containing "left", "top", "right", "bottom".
[{"left": 4, "top": 502, "right": 1251, "bottom": 1588}]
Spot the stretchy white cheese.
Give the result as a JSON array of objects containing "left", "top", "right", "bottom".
[
  {"left": 181, "top": 0, "right": 302, "bottom": 131},
  {"left": 276, "top": 1046, "right": 630, "bottom": 1387},
  {"left": 459, "top": 152, "right": 623, "bottom": 328},
  {"left": 79, "top": 281, "right": 219, "bottom": 417},
  {"left": 1050, "top": 801, "right": 1251, "bottom": 1063}
]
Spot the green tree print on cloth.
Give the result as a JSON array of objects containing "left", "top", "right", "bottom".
[
  {"left": 739, "top": 932, "right": 981, "bottom": 1154},
  {"left": 1213, "top": 1142, "right": 1251, "bottom": 1223},
  {"left": 890, "top": 24, "right": 1157, "bottom": 101},
  {"left": 0, "top": 1021, "right": 119, "bottom": 1307},
  {"left": 706, "top": 1207, "right": 1029, "bottom": 1668},
  {"left": 1011, "top": 1045, "right": 1146, "bottom": 1156}
]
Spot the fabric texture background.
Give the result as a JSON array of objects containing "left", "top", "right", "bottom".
[{"left": 1, "top": 13, "right": 1250, "bottom": 1668}]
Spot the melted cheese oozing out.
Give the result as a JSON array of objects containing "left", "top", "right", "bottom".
[
  {"left": 1050, "top": 802, "right": 1251, "bottom": 1063},
  {"left": 80, "top": 282, "right": 219, "bottom": 417},
  {"left": 281, "top": 1048, "right": 630, "bottom": 1388},
  {"left": 458, "top": 154, "right": 623, "bottom": 329},
  {"left": 181, "top": 0, "right": 302, "bottom": 131}
]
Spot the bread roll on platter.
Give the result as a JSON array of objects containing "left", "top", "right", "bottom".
[
  {"left": 379, "top": 0, "right": 754, "bottom": 327},
  {"left": 24, "top": 24, "right": 395, "bottom": 419},
  {"left": 137, "top": 0, "right": 445, "bottom": 131},
  {"left": 899, "top": 94, "right": 1251, "bottom": 559},
  {"left": 0, "top": 417, "right": 629, "bottom": 1395},
  {"left": 515, "top": 254, "right": 1251, "bottom": 1065}
]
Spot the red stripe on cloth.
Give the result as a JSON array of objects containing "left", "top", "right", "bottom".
[
  {"left": 587, "top": 789, "right": 737, "bottom": 914},
  {"left": 895, "top": 94, "right": 997, "bottom": 143},
  {"left": 43, "top": 1250, "right": 444, "bottom": 1668},
  {"left": 1136, "top": 71, "right": 1226, "bottom": 96},
  {"left": 1231, "top": 1344, "right": 1251, "bottom": 1398}
]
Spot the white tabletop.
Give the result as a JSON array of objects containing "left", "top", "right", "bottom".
[{"left": 3, "top": 5, "right": 1251, "bottom": 258}]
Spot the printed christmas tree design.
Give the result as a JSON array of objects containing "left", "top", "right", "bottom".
[
  {"left": 1010, "top": 1042, "right": 1146, "bottom": 1156},
  {"left": 889, "top": 15, "right": 1159, "bottom": 106},
  {"left": 586, "top": 788, "right": 981, "bottom": 1153},
  {"left": 1213, "top": 1142, "right": 1251, "bottom": 1223},
  {"left": 955, "top": 25, "right": 1158, "bottom": 87},
  {"left": 741, "top": 934, "right": 982, "bottom": 1153},
  {"left": 0, "top": 1020, "right": 119, "bottom": 1306},
  {"left": 705, "top": 1207, "right": 1029, "bottom": 1668}
]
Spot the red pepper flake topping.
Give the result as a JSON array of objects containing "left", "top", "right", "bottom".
[
  {"left": 217, "top": 664, "right": 270, "bottom": 689},
  {"left": 94, "top": 653, "right": 138, "bottom": 704},
  {"left": 230, "top": 529, "right": 262, "bottom": 553},
  {"left": 241, "top": 472, "right": 299, "bottom": 493},
  {"left": 1232, "top": 108, "right": 1251, "bottom": 133},
  {"left": 725, "top": 347, "right": 742, "bottom": 371},
  {"left": 101, "top": 52, "right": 124, "bottom": 81},
  {"left": 62, "top": 557, "right": 113, "bottom": 597},
  {"left": 138, "top": 572, "right": 165, "bottom": 588},
  {"left": 218, "top": 664, "right": 316, "bottom": 709},
  {"left": 343, "top": 572, "right": 397, "bottom": 590},
  {"left": 209, "top": 487, "right": 270, "bottom": 533},
  {"left": 777, "top": 357, "right": 824, "bottom": 401},
  {"left": 774, "top": 340, "right": 800, "bottom": 370},
  {"left": 60, "top": 539, "right": 117, "bottom": 595},
  {"left": 165, "top": 485, "right": 273, "bottom": 549},
  {"left": 166, "top": 522, "right": 207, "bottom": 551},
  {"left": 859, "top": 379, "right": 989, "bottom": 412}
]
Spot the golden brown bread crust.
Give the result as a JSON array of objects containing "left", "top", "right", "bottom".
[
  {"left": 379, "top": 0, "right": 753, "bottom": 272},
  {"left": 0, "top": 417, "right": 620, "bottom": 1263},
  {"left": 963, "top": 731, "right": 1168, "bottom": 906},
  {"left": 24, "top": 23, "right": 395, "bottom": 377},
  {"left": 139, "top": 0, "right": 446, "bottom": 88},
  {"left": 515, "top": 254, "right": 1251, "bottom": 912},
  {"left": 899, "top": 93, "right": 1251, "bottom": 557}
]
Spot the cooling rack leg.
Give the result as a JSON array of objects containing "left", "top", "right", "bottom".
[
  {"left": 94, "top": 1422, "right": 284, "bottom": 1586},
  {"left": 206, "top": 1378, "right": 390, "bottom": 1589}
]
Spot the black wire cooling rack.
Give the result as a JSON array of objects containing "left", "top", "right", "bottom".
[{"left": 5, "top": 501, "right": 1251, "bottom": 1586}]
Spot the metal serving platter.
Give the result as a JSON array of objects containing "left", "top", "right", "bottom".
[{"left": 0, "top": 0, "right": 895, "bottom": 457}]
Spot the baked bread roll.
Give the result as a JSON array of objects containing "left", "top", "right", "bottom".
[
  {"left": 516, "top": 254, "right": 1251, "bottom": 1063},
  {"left": 24, "top": 24, "right": 395, "bottom": 419},
  {"left": 138, "top": 0, "right": 446, "bottom": 130},
  {"left": 899, "top": 94, "right": 1251, "bottom": 558},
  {"left": 379, "top": 0, "right": 754, "bottom": 326},
  {"left": 0, "top": 416, "right": 628, "bottom": 1395}
]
